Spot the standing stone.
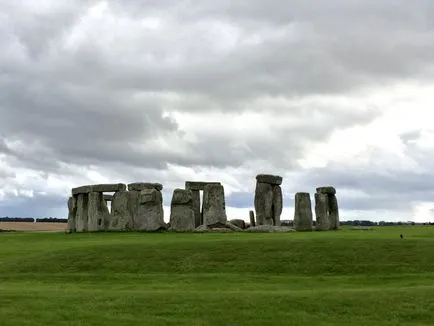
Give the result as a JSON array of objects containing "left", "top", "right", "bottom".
[
  {"left": 75, "top": 193, "right": 89, "bottom": 232},
  {"left": 67, "top": 196, "right": 77, "bottom": 233},
  {"left": 110, "top": 191, "right": 133, "bottom": 231},
  {"left": 202, "top": 184, "right": 227, "bottom": 226},
  {"left": 254, "top": 182, "right": 274, "bottom": 226},
  {"left": 127, "top": 190, "right": 140, "bottom": 229},
  {"left": 190, "top": 190, "right": 201, "bottom": 227},
  {"left": 272, "top": 185, "right": 283, "bottom": 226},
  {"left": 249, "top": 210, "right": 256, "bottom": 227},
  {"left": 293, "top": 192, "right": 313, "bottom": 231},
  {"left": 135, "top": 189, "right": 165, "bottom": 231},
  {"left": 315, "top": 193, "right": 330, "bottom": 231},
  {"left": 328, "top": 195, "right": 340, "bottom": 230},
  {"left": 169, "top": 189, "right": 195, "bottom": 231},
  {"left": 87, "top": 192, "right": 110, "bottom": 232}
]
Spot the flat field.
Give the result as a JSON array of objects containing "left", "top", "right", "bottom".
[
  {"left": 0, "top": 222, "right": 66, "bottom": 232},
  {"left": 1, "top": 226, "right": 434, "bottom": 325}
]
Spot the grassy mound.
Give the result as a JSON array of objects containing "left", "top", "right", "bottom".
[{"left": 1, "top": 227, "right": 434, "bottom": 325}]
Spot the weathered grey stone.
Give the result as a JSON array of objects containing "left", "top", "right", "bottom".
[
  {"left": 202, "top": 184, "right": 227, "bottom": 226},
  {"left": 293, "top": 192, "right": 313, "bottom": 231},
  {"left": 72, "top": 185, "right": 92, "bottom": 195},
  {"left": 75, "top": 193, "right": 89, "bottom": 232},
  {"left": 316, "top": 186, "right": 336, "bottom": 195},
  {"left": 254, "top": 182, "right": 274, "bottom": 226},
  {"left": 127, "top": 191, "right": 140, "bottom": 228},
  {"left": 103, "top": 194, "right": 114, "bottom": 201},
  {"left": 72, "top": 183, "right": 126, "bottom": 195},
  {"left": 230, "top": 219, "right": 246, "bottom": 229},
  {"left": 194, "top": 225, "right": 209, "bottom": 232},
  {"left": 169, "top": 189, "right": 195, "bottom": 231},
  {"left": 224, "top": 222, "right": 243, "bottom": 231},
  {"left": 249, "top": 210, "right": 256, "bottom": 227},
  {"left": 110, "top": 191, "right": 134, "bottom": 231},
  {"left": 329, "top": 194, "right": 340, "bottom": 230},
  {"left": 135, "top": 189, "right": 165, "bottom": 231},
  {"left": 87, "top": 192, "right": 110, "bottom": 231},
  {"left": 272, "top": 185, "right": 283, "bottom": 226},
  {"left": 66, "top": 196, "right": 77, "bottom": 233},
  {"left": 256, "top": 174, "right": 282, "bottom": 185},
  {"left": 171, "top": 188, "right": 192, "bottom": 205},
  {"left": 185, "top": 181, "right": 221, "bottom": 191},
  {"left": 245, "top": 225, "right": 296, "bottom": 233},
  {"left": 128, "top": 182, "right": 163, "bottom": 191},
  {"left": 191, "top": 190, "right": 201, "bottom": 227},
  {"left": 315, "top": 193, "right": 330, "bottom": 231}
]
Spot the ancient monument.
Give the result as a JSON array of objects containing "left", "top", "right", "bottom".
[
  {"left": 66, "top": 175, "right": 340, "bottom": 233},
  {"left": 315, "top": 186, "right": 339, "bottom": 230},
  {"left": 293, "top": 192, "right": 313, "bottom": 231},
  {"left": 254, "top": 174, "right": 283, "bottom": 226}
]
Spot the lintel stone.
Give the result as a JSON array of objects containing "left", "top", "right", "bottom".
[
  {"left": 72, "top": 183, "right": 126, "bottom": 195},
  {"left": 185, "top": 181, "right": 221, "bottom": 191},
  {"left": 128, "top": 182, "right": 163, "bottom": 191}
]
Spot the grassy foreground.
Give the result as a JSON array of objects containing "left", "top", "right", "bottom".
[{"left": 1, "top": 227, "right": 434, "bottom": 325}]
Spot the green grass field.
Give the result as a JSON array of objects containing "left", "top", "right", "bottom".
[{"left": 1, "top": 226, "right": 434, "bottom": 325}]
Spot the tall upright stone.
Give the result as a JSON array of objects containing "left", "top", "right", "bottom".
[
  {"left": 190, "top": 190, "right": 201, "bottom": 227},
  {"left": 293, "top": 192, "right": 313, "bottom": 231},
  {"left": 314, "top": 193, "right": 330, "bottom": 231},
  {"left": 135, "top": 188, "right": 165, "bottom": 231},
  {"left": 67, "top": 196, "right": 77, "bottom": 233},
  {"left": 249, "top": 210, "right": 256, "bottom": 227},
  {"left": 254, "top": 182, "right": 274, "bottom": 225},
  {"left": 75, "top": 193, "right": 89, "bottom": 232},
  {"left": 272, "top": 185, "right": 283, "bottom": 226},
  {"left": 254, "top": 174, "right": 283, "bottom": 226},
  {"left": 169, "top": 189, "right": 195, "bottom": 231},
  {"left": 315, "top": 186, "right": 340, "bottom": 230},
  {"left": 110, "top": 190, "right": 133, "bottom": 231},
  {"left": 87, "top": 192, "right": 111, "bottom": 232},
  {"left": 328, "top": 195, "right": 339, "bottom": 230},
  {"left": 202, "top": 184, "right": 227, "bottom": 226}
]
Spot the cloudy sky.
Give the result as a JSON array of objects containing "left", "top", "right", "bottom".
[{"left": 1, "top": 0, "right": 434, "bottom": 222}]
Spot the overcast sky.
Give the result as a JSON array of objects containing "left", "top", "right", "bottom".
[{"left": 1, "top": 0, "right": 434, "bottom": 222}]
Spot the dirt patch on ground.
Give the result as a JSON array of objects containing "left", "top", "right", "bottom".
[{"left": 0, "top": 222, "right": 67, "bottom": 232}]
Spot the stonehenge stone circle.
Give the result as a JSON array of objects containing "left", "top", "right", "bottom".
[
  {"left": 315, "top": 186, "right": 340, "bottom": 230},
  {"left": 254, "top": 174, "right": 283, "bottom": 226},
  {"left": 169, "top": 189, "right": 196, "bottom": 231},
  {"left": 202, "top": 183, "right": 227, "bottom": 226},
  {"left": 66, "top": 177, "right": 342, "bottom": 234},
  {"left": 293, "top": 192, "right": 313, "bottom": 231}
]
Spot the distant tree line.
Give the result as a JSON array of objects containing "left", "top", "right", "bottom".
[
  {"left": 0, "top": 217, "right": 67, "bottom": 223},
  {"left": 280, "top": 220, "right": 434, "bottom": 226}
]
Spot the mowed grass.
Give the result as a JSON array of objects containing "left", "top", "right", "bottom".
[{"left": 1, "top": 227, "right": 434, "bottom": 325}]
